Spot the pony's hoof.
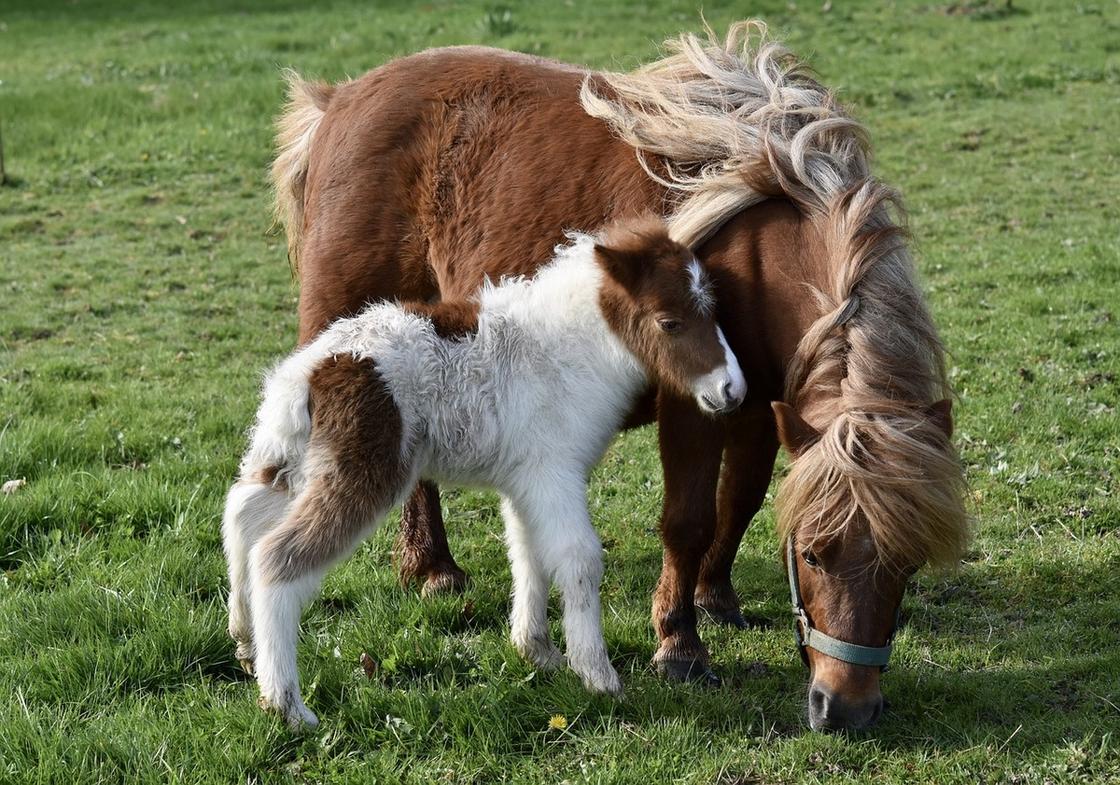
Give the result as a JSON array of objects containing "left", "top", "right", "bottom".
[
  {"left": 420, "top": 565, "right": 469, "bottom": 598},
  {"left": 238, "top": 657, "right": 256, "bottom": 677},
  {"left": 655, "top": 658, "right": 723, "bottom": 687}
]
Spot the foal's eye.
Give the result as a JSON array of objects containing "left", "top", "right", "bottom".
[
  {"left": 802, "top": 549, "right": 820, "bottom": 568},
  {"left": 657, "top": 317, "right": 683, "bottom": 334}
]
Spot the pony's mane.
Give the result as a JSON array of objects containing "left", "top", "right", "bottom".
[{"left": 582, "top": 21, "right": 970, "bottom": 569}]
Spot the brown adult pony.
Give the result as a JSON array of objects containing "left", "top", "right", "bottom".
[{"left": 272, "top": 22, "right": 970, "bottom": 731}]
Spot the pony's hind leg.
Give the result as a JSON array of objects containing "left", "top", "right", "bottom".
[
  {"left": 513, "top": 480, "right": 621, "bottom": 696},
  {"left": 222, "top": 476, "right": 290, "bottom": 672},
  {"left": 501, "top": 497, "right": 563, "bottom": 670}
]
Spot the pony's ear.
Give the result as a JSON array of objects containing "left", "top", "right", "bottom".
[
  {"left": 771, "top": 401, "right": 821, "bottom": 457},
  {"left": 594, "top": 243, "right": 646, "bottom": 291},
  {"left": 927, "top": 398, "right": 953, "bottom": 439}
]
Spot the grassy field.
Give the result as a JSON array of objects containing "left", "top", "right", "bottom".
[{"left": 1, "top": 1, "right": 1118, "bottom": 782}]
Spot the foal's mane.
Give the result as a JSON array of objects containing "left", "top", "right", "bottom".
[{"left": 583, "top": 21, "right": 970, "bottom": 569}]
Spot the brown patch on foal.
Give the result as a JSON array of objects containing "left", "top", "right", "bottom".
[
  {"left": 252, "top": 464, "right": 287, "bottom": 491},
  {"left": 400, "top": 299, "right": 480, "bottom": 340},
  {"left": 257, "top": 354, "right": 410, "bottom": 584},
  {"left": 595, "top": 217, "right": 726, "bottom": 400}
]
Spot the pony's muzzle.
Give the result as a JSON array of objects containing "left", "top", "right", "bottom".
[{"left": 807, "top": 683, "right": 883, "bottom": 732}]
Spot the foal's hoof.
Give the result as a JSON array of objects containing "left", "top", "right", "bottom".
[
  {"left": 258, "top": 692, "right": 319, "bottom": 732},
  {"left": 420, "top": 565, "right": 469, "bottom": 598},
  {"left": 234, "top": 643, "right": 256, "bottom": 676},
  {"left": 516, "top": 637, "right": 565, "bottom": 671},
  {"left": 655, "top": 658, "right": 723, "bottom": 687},
  {"left": 580, "top": 665, "right": 624, "bottom": 698}
]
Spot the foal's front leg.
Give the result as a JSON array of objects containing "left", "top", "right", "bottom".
[
  {"left": 501, "top": 496, "right": 564, "bottom": 670},
  {"left": 512, "top": 480, "right": 621, "bottom": 696}
]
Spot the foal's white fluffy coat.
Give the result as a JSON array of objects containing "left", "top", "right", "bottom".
[{"left": 223, "top": 234, "right": 744, "bottom": 728}]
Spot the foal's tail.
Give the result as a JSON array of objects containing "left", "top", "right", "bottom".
[
  {"left": 241, "top": 345, "right": 325, "bottom": 486},
  {"left": 272, "top": 69, "right": 335, "bottom": 273}
]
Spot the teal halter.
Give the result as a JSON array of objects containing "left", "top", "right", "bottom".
[{"left": 786, "top": 538, "right": 899, "bottom": 670}]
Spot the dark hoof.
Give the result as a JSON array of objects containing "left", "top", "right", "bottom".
[
  {"left": 655, "top": 658, "right": 723, "bottom": 687},
  {"left": 698, "top": 605, "right": 750, "bottom": 629},
  {"left": 420, "top": 566, "right": 469, "bottom": 598}
]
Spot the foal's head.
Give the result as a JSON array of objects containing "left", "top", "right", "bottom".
[{"left": 594, "top": 217, "right": 746, "bottom": 414}]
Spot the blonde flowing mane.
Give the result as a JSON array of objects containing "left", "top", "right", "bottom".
[{"left": 583, "top": 21, "right": 970, "bottom": 569}]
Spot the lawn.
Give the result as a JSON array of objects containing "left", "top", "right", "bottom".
[{"left": 1, "top": 1, "right": 1118, "bottom": 782}]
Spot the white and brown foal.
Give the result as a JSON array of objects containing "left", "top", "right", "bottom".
[{"left": 221, "top": 217, "right": 746, "bottom": 728}]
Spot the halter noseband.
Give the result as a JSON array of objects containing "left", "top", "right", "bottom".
[{"left": 786, "top": 538, "right": 899, "bottom": 670}]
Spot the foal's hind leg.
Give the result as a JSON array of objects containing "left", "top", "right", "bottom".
[
  {"left": 249, "top": 353, "right": 412, "bottom": 729},
  {"left": 222, "top": 478, "right": 289, "bottom": 672},
  {"left": 249, "top": 472, "right": 403, "bottom": 729}
]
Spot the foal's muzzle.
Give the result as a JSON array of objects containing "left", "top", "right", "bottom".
[
  {"left": 694, "top": 328, "right": 746, "bottom": 414},
  {"left": 695, "top": 369, "right": 746, "bottom": 414}
]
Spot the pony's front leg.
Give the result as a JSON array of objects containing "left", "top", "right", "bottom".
[
  {"left": 501, "top": 497, "right": 564, "bottom": 670},
  {"left": 695, "top": 404, "right": 779, "bottom": 627},
  {"left": 394, "top": 480, "right": 469, "bottom": 596},
  {"left": 513, "top": 480, "right": 621, "bottom": 696},
  {"left": 650, "top": 392, "right": 725, "bottom": 685}
]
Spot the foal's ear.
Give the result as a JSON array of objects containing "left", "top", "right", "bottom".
[
  {"left": 771, "top": 402, "right": 821, "bottom": 457},
  {"left": 594, "top": 243, "right": 646, "bottom": 291},
  {"left": 926, "top": 398, "right": 954, "bottom": 439}
]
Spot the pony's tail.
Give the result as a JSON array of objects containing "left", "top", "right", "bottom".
[{"left": 272, "top": 69, "right": 335, "bottom": 273}]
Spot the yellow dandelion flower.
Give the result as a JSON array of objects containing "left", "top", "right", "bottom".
[{"left": 548, "top": 714, "right": 568, "bottom": 730}]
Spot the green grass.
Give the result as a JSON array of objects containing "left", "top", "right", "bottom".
[{"left": 1, "top": 1, "right": 1118, "bottom": 782}]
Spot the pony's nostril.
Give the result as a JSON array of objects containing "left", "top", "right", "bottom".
[
  {"left": 809, "top": 686, "right": 829, "bottom": 717},
  {"left": 721, "top": 380, "right": 733, "bottom": 402},
  {"left": 868, "top": 698, "right": 883, "bottom": 726}
]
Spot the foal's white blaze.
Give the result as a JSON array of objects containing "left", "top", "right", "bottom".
[{"left": 693, "top": 325, "right": 747, "bottom": 414}]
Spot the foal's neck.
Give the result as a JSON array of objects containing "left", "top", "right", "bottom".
[{"left": 480, "top": 235, "right": 644, "bottom": 383}]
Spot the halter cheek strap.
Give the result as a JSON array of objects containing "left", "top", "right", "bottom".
[{"left": 786, "top": 538, "right": 898, "bottom": 670}]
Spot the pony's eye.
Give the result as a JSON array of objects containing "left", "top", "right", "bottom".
[
  {"left": 802, "top": 549, "right": 820, "bottom": 568},
  {"left": 657, "top": 317, "right": 682, "bottom": 334}
]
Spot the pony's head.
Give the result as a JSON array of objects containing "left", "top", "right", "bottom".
[
  {"left": 594, "top": 217, "right": 746, "bottom": 414},
  {"left": 773, "top": 394, "right": 968, "bottom": 731}
]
